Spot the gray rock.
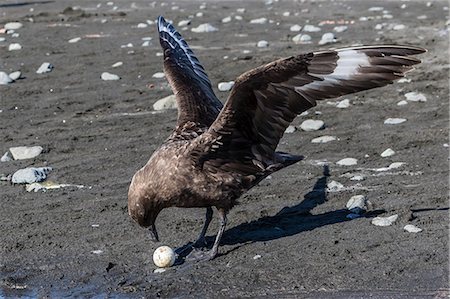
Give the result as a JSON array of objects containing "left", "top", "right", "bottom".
[
  {"left": 300, "top": 119, "right": 324, "bottom": 131},
  {"left": 327, "top": 180, "right": 344, "bottom": 192},
  {"left": 36, "top": 62, "right": 53, "bottom": 74},
  {"left": 318, "top": 32, "right": 336, "bottom": 45},
  {"left": 371, "top": 214, "right": 398, "bottom": 226},
  {"left": 250, "top": 18, "right": 267, "bottom": 24},
  {"left": 290, "top": 25, "right": 302, "bottom": 32},
  {"left": 311, "top": 135, "right": 336, "bottom": 143},
  {"left": 405, "top": 91, "right": 427, "bottom": 102},
  {"left": 346, "top": 195, "right": 367, "bottom": 214},
  {"left": 8, "top": 43, "right": 22, "bottom": 51},
  {"left": 5, "top": 22, "right": 23, "bottom": 30},
  {"left": 191, "top": 24, "right": 218, "bottom": 33},
  {"left": 336, "top": 158, "right": 358, "bottom": 166},
  {"left": 257, "top": 40, "right": 269, "bottom": 48},
  {"left": 12, "top": 167, "right": 52, "bottom": 184},
  {"left": 303, "top": 24, "right": 321, "bottom": 32},
  {"left": 350, "top": 175, "right": 365, "bottom": 181},
  {"left": 101, "top": 72, "right": 120, "bottom": 81},
  {"left": 153, "top": 94, "right": 177, "bottom": 110},
  {"left": 1, "top": 152, "right": 12, "bottom": 162},
  {"left": 284, "top": 125, "right": 296, "bottom": 134},
  {"left": 336, "top": 99, "right": 350, "bottom": 108},
  {"left": 0, "top": 72, "right": 13, "bottom": 85},
  {"left": 384, "top": 118, "right": 406, "bottom": 125},
  {"left": 9, "top": 71, "right": 21, "bottom": 81},
  {"left": 380, "top": 148, "right": 395, "bottom": 157},
  {"left": 9, "top": 146, "right": 43, "bottom": 160},
  {"left": 403, "top": 224, "right": 422, "bottom": 233},
  {"left": 292, "top": 34, "right": 311, "bottom": 44}
]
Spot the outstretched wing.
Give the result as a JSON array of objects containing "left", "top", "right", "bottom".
[
  {"left": 194, "top": 45, "right": 426, "bottom": 174},
  {"left": 157, "top": 16, "right": 223, "bottom": 130}
]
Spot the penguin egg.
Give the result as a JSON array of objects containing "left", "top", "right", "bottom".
[{"left": 153, "top": 246, "right": 176, "bottom": 268}]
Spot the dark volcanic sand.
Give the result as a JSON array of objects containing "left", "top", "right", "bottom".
[{"left": 1, "top": 0, "right": 449, "bottom": 298}]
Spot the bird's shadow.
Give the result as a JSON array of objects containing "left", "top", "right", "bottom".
[{"left": 175, "top": 165, "right": 384, "bottom": 260}]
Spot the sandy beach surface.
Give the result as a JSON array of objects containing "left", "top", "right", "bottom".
[{"left": 1, "top": 0, "right": 449, "bottom": 297}]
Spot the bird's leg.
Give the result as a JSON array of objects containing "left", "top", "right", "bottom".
[
  {"left": 186, "top": 208, "right": 227, "bottom": 261},
  {"left": 193, "top": 207, "right": 213, "bottom": 248}
]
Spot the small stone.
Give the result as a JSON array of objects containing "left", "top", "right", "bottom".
[
  {"left": 218, "top": 81, "right": 235, "bottom": 91},
  {"left": 404, "top": 224, "right": 422, "bottom": 233},
  {"left": 346, "top": 195, "right": 367, "bottom": 214},
  {"left": 101, "top": 72, "right": 120, "bottom": 81},
  {"left": 311, "top": 136, "right": 336, "bottom": 143},
  {"left": 191, "top": 23, "right": 218, "bottom": 33},
  {"left": 91, "top": 250, "right": 103, "bottom": 254},
  {"left": 36, "top": 62, "right": 53, "bottom": 74},
  {"left": 12, "top": 167, "right": 52, "bottom": 184},
  {"left": 368, "top": 7, "right": 384, "bottom": 12},
  {"left": 290, "top": 24, "right": 302, "bottom": 32},
  {"left": 153, "top": 94, "right": 177, "bottom": 110},
  {"left": 253, "top": 254, "right": 262, "bottom": 260},
  {"left": 336, "top": 99, "right": 350, "bottom": 108},
  {"left": 111, "top": 61, "right": 123, "bottom": 68},
  {"left": 405, "top": 91, "right": 427, "bottom": 102},
  {"left": 152, "top": 72, "right": 165, "bottom": 78},
  {"left": 292, "top": 34, "right": 311, "bottom": 44},
  {"left": 318, "top": 32, "right": 336, "bottom": 45},
  {"left": 327, "top": 180, "right": 344, "bottom": 192},
  {"left": 300, "top": 119, "right": 325, "bottom": 131},
  {"left": 374, "top": 24, "right": 384, "bottom": 30},
  {"left": 384, "top": 118, "right": 406, "bottom": 125},
  {"left": 371, "top": 214, "right": 398, "bottom": 226},
  {"left": 1, "top": 152, "right": 12, "bottom": 162},
  {"left": 397, "top": 100, "right": 408, "bottom": 106},
  {"left": 142, "top": 41, "right": 151, "bottom": 47},
  {"left": 137, "top": 23, "right": 148, "bottom": 28},
  {"left": 350, "top": 175, "right": 364, "bottom": 181},
  {"left": 9, "top": 146, "right": 43, "bottom": 160},
  {"left": 0, "top": 72, "right": 13, "bottom": 85},
  {"left": 393, "top": 24, "right": 406, "bottom": 30},
  {"left": 236, "top": 8, "right": 246, "bottom": 13},
  {"left": 398, "top": 78, "right": 411, "bottom": 83},
  {"left": 0, "top": 37, "right": 5, "bottom": 42},
  {"left": 196, "top": 12, "right": 204, "bottom": 17},
  {"left": 154, "top": 268, "right": 166, "bottom": 273},
  {"left": 5, "top": 22, "right": 23, "bottom": 30},
  {"left": 284, "top": 125, "right": 296, "bottom": 134},
  {"left": 303, "top": 24, "right": 321, "bottom": 32},
  {"left": 257, "top": 40, "right": 269, "bottom": 48},
  {"left": 333, "top": 25, "right": 348, "bottom": 33},
  {"left": 250, "top": 18, "right": 267, "bottom": 24},
  {"left": 380, "top": 148, "right": 395, "bottom": 157},
  {"left": 282, "top": 11, "right": 290, "bottom": 17},
  {"left": 336, "top": 158, "right": 358, "bottom": 166},
  {"left": 68, "top": 37, "right": 81, "bottom": 43},
  {"left": 235, "top": 16, "right": 243, "bottom": 21},
  {"left": 9, "top": 71, "right": 21, "bottom": 80},
  {"left": 178, "top": 20, "right": 191, "bottom": 26},
  {"left": 389, "top": 162, "right": 404, "bottom": 169},
  {"left": 8, "top": 43, "right": 22, "bottom": 51},
  {"left": 222, "top": 16, "right": 232, "bottom": 23}
]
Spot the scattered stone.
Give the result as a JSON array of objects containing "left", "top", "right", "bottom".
[
  {"left": 137, "top": 23, "right": 148, "bottom": 28},
  {"left": 0, "top": 72, "right": 13, "bottom": 85},
  {"left": 250, "top": 18, "right": 267, "bottom": 24},
  {"left": 9, "top": 71, "right": 21, "bottom": 81},
  {"left": 253, "top": 254, "right": 262, "bottom": 260},
  {"left": 153, "top": 94, "right": 177, "bottom": 110},
  {"left": 336, "top": 158, "right": 358, "bottom": 166},
  {"left": 368, "top": 7, "right": 384, "bottom": 12},
  {"left": 101, "top": 72, "right": 120, "bottom": 81},
  {"left": 8, "top": 43, "right": 22, "bottom": 51},
  {"left": 397, "top": 100, "right": 408, "bottom": 106},
  {"left": 0, "top": 37, "right": 5, "bottom": 42},
  {"left": 196, "top": 12, "right": 204, "bottom": 18},
  {"left": 257, "top": 40, "right": 269, "bottom": 48},
  {"left": 112, "top": 61, "right": 123, "bottom": 68},
  {"left": 152, "top": 72, "right": 165, "bottom": 78},
  {"left": 236, "top": 8, "right": 246, "bottom": 13},
  {"left": 346, "top": 195, "right": 367, "bottom": 214},
  {"left": 218, "top": 81, "right": 234, "bottom": 91},
  {"left": 1, "top": 152, "right": 12, "bottom": 162},
  {"left": 393, "top": 24, "right": 406, "bottom": 30},
  {"left": 327, "top": 180, "right": 344, "bottom": 192},
  {"left": 311, "top": 135, "right": 336, "bottom": 143},
  {"left": 235, "top": 16, "right": 243, "bottom": 21},
  {"left": 282, "top": 11, "right": 290, "bottom": 17},
  {"left": 154, "top": 268, "right": 166, "bottom": 273},
  {"left": 25, "top": 181, "right": 84, "bottom": 192},
  {"left": 142, "top": 41, "right": 151, "bottom": 47},
  {"left": 374, "top": 24, "right": 384, "bottom": 30},
  {"left": 333, "top": 25, "right": 348, "bottom": 32},
  {"left": 178, "top": 19, "right": 191, "bottom": 26},
  {"left": 5, "top": 22, "right": 23, "bottom": 30},
  {"left": 290, "top": 25, "right": 302, "bottom": 32},
  {"left": 91, "top": 250, "right": 103, "bottom": 254},
  {"left": 121, "top": 43, "right": 133, "bottom": 48},
  {"left": 404, "top": 224, "right": 423, "bottom": 233},
  {"left": 222, "top": 16, "right": 232, "bottom": 23},
  {"left": 191, "top": 23, "right": 218, "bottom": 33},
  {"left": 68, "top": 37, "right": 81, "bottom": 43},
  {"left": 389, "top": 162, "right": 404, "bottom": 169},
  {"left": 284, "top": 125, "right": 296, "bottom": 134},
  {"left": 318, "top": 32, "right": 336, "bottom": 45},
  {"left": 336, "top": 99, "right": 350, "bottom": 108},
  {"left": 371, "top": 214, "right": 398, "bottom": 226},
  {"left": 398, "top": 78, "right": 411, "bottom": 83},
  {"left": 384, "top": 118, "right": 406, "bottom": 125},
  {"left": 12, "top": 167, "right": 52, "bottom": 184},
  {"left": 9, "top": 146, "right": 43, "bottom": 160},
  {"left": 292, "top": 34, "right": 311, "bottom": 44},
  {"left": 300, "top": 119, "right": 324, "bottom": 131},
  {"left": 303, "top": 24, "right": 321, "bottom": 32},
  {"left": 350, "top": 175, "right": 365, "bottom": 181},
  {"left": 405, "top": 91, "right": 427, "bottom": 102},
  {"left": 36, "top": 62, "right": 53, "bottom": 74},
  {"left": 380, "top": 148, "right": 395, "bottom": 157}
]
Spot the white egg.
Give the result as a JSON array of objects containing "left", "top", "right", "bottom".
[{"left": 153, "top": 246, "right": 176, "bottom": 268}]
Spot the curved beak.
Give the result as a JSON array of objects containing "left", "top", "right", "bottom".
[{"left": 149, "top": 223, "right": 159, "bottom": 242}]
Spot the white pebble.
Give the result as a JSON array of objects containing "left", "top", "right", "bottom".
[
  {"left": 350, "top": 175, "right": 365, "bottom": 181},
  {"left": 68, "top": 37, "right": 81, "bottom": 43},
  {"left": 152, "top": 72, "right": 165, "bottom": 79},
  {"left": 398, "top": 78, "right": 411, "bottom": 83},
  {"left": 333, "top": 25, "right": 347, "bottom": 33},
  {"left": 300, "top": 119, "right": 324, "bottom": 131},
  {"left": 111, "top": 61, "right": 123, "bottom": 68},
  {"left": 374, "top": 24, "right": 384, "bottom": 30},
  {"left": 372, "top": 214, "right": 398, "bottom": 227},
  {"left": 1, "top": 152, "right": 12, "bottom": 162},
  {"left": 218, "top": 81, "right": 235, "bottom": 91},
  {"left": 36, "top": 62, "right": 53, "bottom": 74},
  {"left": 311, "top": 135, "right": 336, "bottom": 143},
  {"left": 142, "top": 41, "right": 151, "bottom": 47},
  {"left": 292, "top": 34, "right": 311, "bottom": 44},
  {"left": 282, "top": 11, "right": 290, "bottom": 17},
  {"left": 380, "top": 148, "right": 395, "bottom": 157},
  {"left": 250, "top": 18, "right": 267, "bottom": 24},
  {"left": 383, "top": 14, "right": 393, "bottom": 19},
  {"left": 257, "top": 40, "right": 269, "bottom": 48},
  {"left": 0, "top": 37, "right": 5, "bottom": 42},
  {"left": 101, "top": 72, "right": 120, "bottom": 81},
  {"left": 327, "top": 180, "right": 345, "bottom": 192},
  {"left": 404, "top": 224, "right": 422, "bottom": 233},
  {"left": 9, "top": 146, "right": 43, "bottom": 160},
  {"left": 405, "top": 91, "right": 427, "bottom": 102},
  {"left": 153, "top": 246, "right": 176, "bottom": 268},
  {"left": 397, "top": 100, "right": 408, "bottom": 106},
  {"left": 120, "top": 43, "right": 133, "bottom": 48},
  {"left": 191, "top": 23, "right": 218, "bottom": 33},
  {"left": 178, "top": 20, "right": 191, "bottom": 27},
  {"left": 5, "top": 22, "right": 23, "bottom": 30},
  {"left": 284, "top": 125, "right": 296, "bottom": 134},
  {"left": 393, "top": 24, "right": 406, "bottom": 30},
  {"left": 384, "top": 118, "right": 406, "bottom": 125},
  {"left": 336, "top": 158, "right": 358, "bottom": 166},
  {"left": 196, "top": 12, "right": 204, "bottom": 17},
  {"left": 318, "top": 32, "right": 336, "bottom": 45},
  {"left": 153, "top": 94, "right": 177, "bottom": 110},
  {"left": 389, "top": 162, "right": 405, "bottom": 169},
  {"left": 12, "top": 167, "right": 52, "bottom": 184},
  {"left": 336, "top": 99, "right": 350, "bottom": 108},
  {"left": 303, "top": 24, "right": 321, "bottom": 32},
  {"left": 237, "top": 8, "right": 246, "bottom": 13},
  {"left": 222, "top": 16, "right": 232, "bottom": 23},
  {"left": 0, "top": 72, "right": 13, "bottom": 85},
  {"left": 137, "top": 23, "right": 148, "bottom": 28},
  {"left": 368, "top": 7, "right": 384, "bottom": 12},
  {"left": 8, "top": 71, "right": 20, "bottom": 81},
  {"left": 154, "top": 268, "right": 166, "bottom": 273},
  {"left": 8, "top": 43, "right": 22, "bottom": 51},
  {"left": 235, "top": 16, "right": 243, "bottom": 21},
  {"left": 91, "top": 250, "right": 103, "bottom": 254},
  {"left": 253, "top": 254, "right": 262, "bottom": 260},
  {"left": 346, "top": 195, "right": 367, "bottom": 214},
  {"left": 290, "top": 24, "right": 302, "bottom": 32}
]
